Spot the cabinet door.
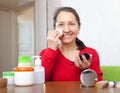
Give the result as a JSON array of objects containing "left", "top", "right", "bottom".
[{"left": 0, "top": 10, "right": 17, "bottom": 77}]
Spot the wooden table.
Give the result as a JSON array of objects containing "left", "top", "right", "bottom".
[{"left": 0, "top": 82, "right": 120, "bottom": 93}]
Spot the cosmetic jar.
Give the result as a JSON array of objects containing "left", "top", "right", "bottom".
[
  {"left": 14, "top": 67, "right": 34, "bottom": 86},
  {"left": 18, "top": 56, "right": 31, "bottom": 67},
  {"left": 2, "top": 71, "right": 14, "bottom": 85}
]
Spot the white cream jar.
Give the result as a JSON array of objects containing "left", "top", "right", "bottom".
[{"left": 14, "top": 67, "right": 34, "bottom": 86}]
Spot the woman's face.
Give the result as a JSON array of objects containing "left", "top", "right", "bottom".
[{"left": 55, "top": 11, "right": 80, "bottom": 44}]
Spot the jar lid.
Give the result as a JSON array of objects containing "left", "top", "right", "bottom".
[
  {"left": 14, "top": 67, "right": 34, "bottom": 72},
  {"left": 3, "top": 71, "right": 14, "bottom": 76},
  {"left": 18, "top": 56, "right": 31, "bottom": 63}
]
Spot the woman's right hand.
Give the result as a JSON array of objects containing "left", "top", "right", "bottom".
[{"left": 47, "top": 30, "right": 61, "bottom": 50}]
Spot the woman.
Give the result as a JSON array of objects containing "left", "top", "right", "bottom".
[{"left": 39, "top": 7, "right": 103, "bottom": 81}]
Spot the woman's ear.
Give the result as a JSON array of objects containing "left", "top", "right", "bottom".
[{"left": 78, "top": 30, "right": 80, "bottom": 34}]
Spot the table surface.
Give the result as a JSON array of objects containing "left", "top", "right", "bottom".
[{"left": 0, "top": 82, "right": 120, "bottom": 93}]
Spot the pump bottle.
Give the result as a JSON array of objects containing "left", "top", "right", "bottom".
[{"left": 32, "top": 56, "right": 45, "bottom": 84}]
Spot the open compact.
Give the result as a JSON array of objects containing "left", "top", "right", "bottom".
[{"left": 80, "top": 69, "right": 98, "bottom": 87}]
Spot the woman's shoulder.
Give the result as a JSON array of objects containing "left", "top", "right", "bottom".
[
  {"left": 81, "top": 46, "right": 98, "bottom": 54},
  {"left": 39, "top": 48, "right": 59, "bottom": 56}
]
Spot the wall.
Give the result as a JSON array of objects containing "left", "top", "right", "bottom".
[
  {"left": 61, "top": 0, "right": 120, "bottom": 66},
  {"left": 17, "top": 7, "right": 35, "bottom": 56},
  {"left": 47, "top": 0, "right": 61, "bottom": 30},
  {"left": 35, "top": 0, "right": 47, "bottom": 55},
  {"left": 0, "top": 10, "right": 17, "bottom": 77}
]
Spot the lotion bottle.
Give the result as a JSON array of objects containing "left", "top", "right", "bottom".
[{"left": 32, "top": 56, "right": 45, "bottom": 84}]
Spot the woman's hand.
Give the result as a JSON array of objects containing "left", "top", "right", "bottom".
[
  {"left": 74, "top": 54, "right": 92, "bottom": 70},
  {"left": 47, "top": 30, "right": 61, "bottom": 50}
]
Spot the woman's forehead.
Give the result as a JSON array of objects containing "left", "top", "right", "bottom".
[{"left": 56, "top": 11, "right": 77, "bottom": 22}]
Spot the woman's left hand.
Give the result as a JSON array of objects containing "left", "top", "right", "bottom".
[{"left": 74, "top": 54, "right": 92, "bottom": 70}]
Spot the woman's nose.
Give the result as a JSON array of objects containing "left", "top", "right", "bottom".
[{"left": 63, "top": 25, "right": 70, "bottom": 32}]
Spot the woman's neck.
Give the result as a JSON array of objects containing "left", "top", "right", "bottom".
[
  {"left": 59, "top": 42, "right": 79, "bottom": 61},
  {"left": 59, "top": 42, "right": 77, "bottom": 52}
]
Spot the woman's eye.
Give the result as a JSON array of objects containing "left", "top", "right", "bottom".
[
  {"left": 58, "top": 24, "right": 64, "bottom": 27},
  {"left": 69, "top": 23, "right": 75, "bottom": 26}
]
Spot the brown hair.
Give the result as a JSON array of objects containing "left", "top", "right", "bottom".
[{"left": 53, "top": 7, "right": 86, "bottom": 50}]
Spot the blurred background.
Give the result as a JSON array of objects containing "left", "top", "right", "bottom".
[{"left": 0, "top": 0, "right": 120, "bottom": 77}]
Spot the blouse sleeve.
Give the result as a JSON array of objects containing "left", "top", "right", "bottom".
[{"left": 89, "top": 49, "right": 103, "bottom": 81}]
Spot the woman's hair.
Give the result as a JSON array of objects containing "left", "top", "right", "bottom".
[{"left": 53, "top": 7, "right": 86, "bottom": 50}]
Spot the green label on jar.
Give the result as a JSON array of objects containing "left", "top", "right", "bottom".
[
  {"left": 3, "top": 71, "right": 14, "bottom": 77},
  {"left": 18, "top": 56, "right": 31, "bottom": 63}
]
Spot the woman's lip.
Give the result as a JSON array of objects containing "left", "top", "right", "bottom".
[{"left": 63, "top": 34, "right": 72, "bottom": 38}]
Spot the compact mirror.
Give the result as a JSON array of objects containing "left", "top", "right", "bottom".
[{"left": 80, "top": 69, "right": 98, "bottom": 87}]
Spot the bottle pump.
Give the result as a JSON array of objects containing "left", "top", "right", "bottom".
[{"left": 32, "top": 56, "right": 45, "bottom": 84}]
